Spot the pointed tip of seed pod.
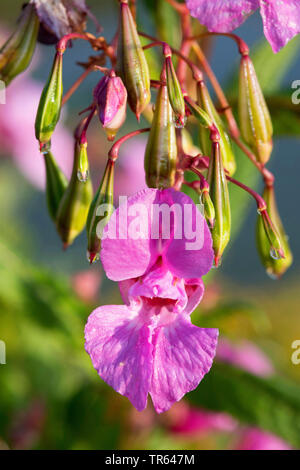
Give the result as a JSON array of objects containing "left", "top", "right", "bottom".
[
  {"left": 135, "top": 112, "right": 141, "bottom": 122},
  {"left": 107, "top": 134, "right": 116, "bottom": 142},
  {"left": 214, "top": 256, "right": 222, "bottom": 268},
  {"left": 208, "top": 218, "right": 215, "bottom": 230},
  {"left": 88, "top": 252, "right": 99, "bottom": 264},
  {"left": 63, "top": 242, "right": 69, "bottom": 251}
]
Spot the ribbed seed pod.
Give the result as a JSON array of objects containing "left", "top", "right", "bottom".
[
  {"left": 56, "top": 142, "right": 93, "bottom": 248},
  {"left": 87, "top": 159, "right": 115, "bottom": 264},
  {"left": 116, "top": 0, "right": 150, "bottom": 119},
  {"left": 144, "top": 77, "right": 177, "bottom": 189},
  {"left": 256, "top": 186, "right": 291, "bottom": 278},
  {"left": 184, "top": 95, "right": 213, "bottom": 128},
  {"left": 0, "top": 4, "right": 39, "bottom": 86},
  {"left": 201, "top": 189, "right": 215, "bottom": 230},
  {"left": 207, "top": 140, "right": 231, "bottom": 267},
  {"left": 238, "top": 55, "right": 273, "bottom": 165},
  {"left": 35, "top": 51, "right": 63, "bottom": 146},
  {"left": 43, "top": 150, "right": 68, "bottom": 221},
  {"left": 197, "top": 80, "right": 236, "bottom": 176},
  {"left": 77, "top": 142, "right": 89, "bottom": 182},
  {"left": 164, "top": 50, "right": 185, "bottom": 128}
]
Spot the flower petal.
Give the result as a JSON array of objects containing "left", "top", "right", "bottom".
[
  {"left": 259, "top": 0, "right": 300, "bottom": 53},
  {"left": 184, "top": 278, "right": 205, "bottom": 315},
  {"left": 85, "top": 305, "right": 153, "bottom": 411},
  {"left": 162, "top": 189, "right": 214, "bottom": 279},
  {"left": 186, "top": 0, "right": 258, "bottom": 32},
  {"left": 150, "top": 315, "right": 218, "bottom": 413},
  {"left": 101, "top": 188, "right": 158, "bottom": 281}
]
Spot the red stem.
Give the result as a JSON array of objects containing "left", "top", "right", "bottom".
[
  {"left": 57, "top": 32, "right": 96, "bottom": 54},
  {"left": 108, "top": 128, "right": 150, "bottom": 161},
  {"left": 227, "top": 175, "right": 267, "bottom": 211},
  {"left": 187, "top": 32, "right": 249, "bottom": 56}
]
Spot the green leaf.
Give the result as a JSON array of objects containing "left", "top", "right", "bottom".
[
  {"left": 251, "top": 36, "right": 300, "bottom": 95},
  {"left": 188, "top": 361, "right": 300, "bottom": 447}
]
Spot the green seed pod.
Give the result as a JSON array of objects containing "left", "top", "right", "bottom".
[
  {"left": 87, "top": 159, "right": 115, "bottom": 264},
  {"left": 207, "top": 139, "right": 231, "bottom": 267},
  {"left": 256, "top": 186, "right": 291, "bottom": 278},
  {"left": 116, "top": 0, "right": 150, "bottom": 119},
  {"left": 0, "top": 4, "right": 39, "bottom": 86},
  {"left": 35, "top": 51, "right": 63, "bottom": 146},
  {"left": 201, "top": 189, "right": 215, "bottom": 230},
  {"left": 184, "top": 94, "right": 213, "bottom": 129},
  {"left": 43, "top": 150, "right": 68, "bottom": 221},
  {"left": 77, "top": 142, "right": 89, "bottom": 182},
  {"left": 164, "top": 48, "right": 185, "bottom": 128},
  {"left": 144, "top": 78, "right": 177, "bottom": 189},
  {"left": 238, "top": 55, "right": 273, "bottom": 165},
  {"left": 56, "top": 142, "right": 93, "bottom": 248},
  {"left": 197, "top": 80, "right": 236, "bottom": 176}
]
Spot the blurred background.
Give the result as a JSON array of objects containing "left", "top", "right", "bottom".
[{"left": 0, "top": 0, "right": 299, "bottom": 450}]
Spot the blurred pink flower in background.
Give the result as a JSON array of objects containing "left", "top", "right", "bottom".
[
  {"left": 71, "top": 269, "right": 102, "bottom": 303},
  {"left": 0, "top": 75, "right": 73, "bottom": 189},
  {"left": 236, "top": 428, "right": 292, "bottom": 450},
  {"left": 217, "top": 338, "right": 274, "bottom": 377},
  {"left": 114, "top": 137, "right": 146, "bottom": 199},
  {"left": 169, "top": 401, "right": 237, "bottom": 436}
]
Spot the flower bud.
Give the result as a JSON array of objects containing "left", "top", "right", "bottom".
[
  {"left": 197, "top": 80, "right": 236, "bottom": 176},
  {"left": 116, "top": 0, "right": 150, "bottom": 119},
  {"left": 0, "top": 4, "right": 39, "bottom": 86},
  {"left": 43, "top": 150, "right": 68, "bottom": 221},
  {"left": 56, "top": 141, "right": 93, "bottom": 248},
  {"left": 93, "top": 71, "right": 127, "bottom": 141},
  {"left": 164, "top": 48, "right": 185, "bottom": 128},
  {"left": 86, "top": 159, "right": 115, "bottom": 264},
  {"left": 238, "top": 55, "right": 273, "bottom": 165},
  {"left": 35, "top": 51, "right": 63, "bottom": 147},
  {"left": 256, "top": 187, "right": 291, "bottom": 278},
  {"left": 201, "top": 189, "right": 215, "bottom": 229},
  {"left": 144, "top": 78, "right": 177, "bottom": 189},
  {"left": 207, "top": 139, "right": 231, "bottom": 267}
]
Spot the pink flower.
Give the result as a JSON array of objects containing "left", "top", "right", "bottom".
[
  {"left": 186, "top": 0, "right": 300, "bottom": 53},
  {"left": 85, "top": 188, "right": 218, "bottom": 413},
  {"left": 236, "top": 428, "right": 292, "bottom": 450},
  {"left": 217, "top": 339, "right": 274, "bottom": 377},
  {"left": 0, "top": 75, "right": 73, "bottom": 189}
]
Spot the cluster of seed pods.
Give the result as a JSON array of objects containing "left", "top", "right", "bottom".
[{"left": 0, "top": 0, "right": 292, "bottom": 279}]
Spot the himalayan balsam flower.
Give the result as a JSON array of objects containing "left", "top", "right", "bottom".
[
  {"left": 186, "top": 0, "right": 300, "bottom": 53},
  {"left": 85, "top": 188, "right": 218, "bottom": 413}
]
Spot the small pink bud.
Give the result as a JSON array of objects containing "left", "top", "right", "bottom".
[{"left": 93, "top": 71, "right": 127, "bottom": 141}]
